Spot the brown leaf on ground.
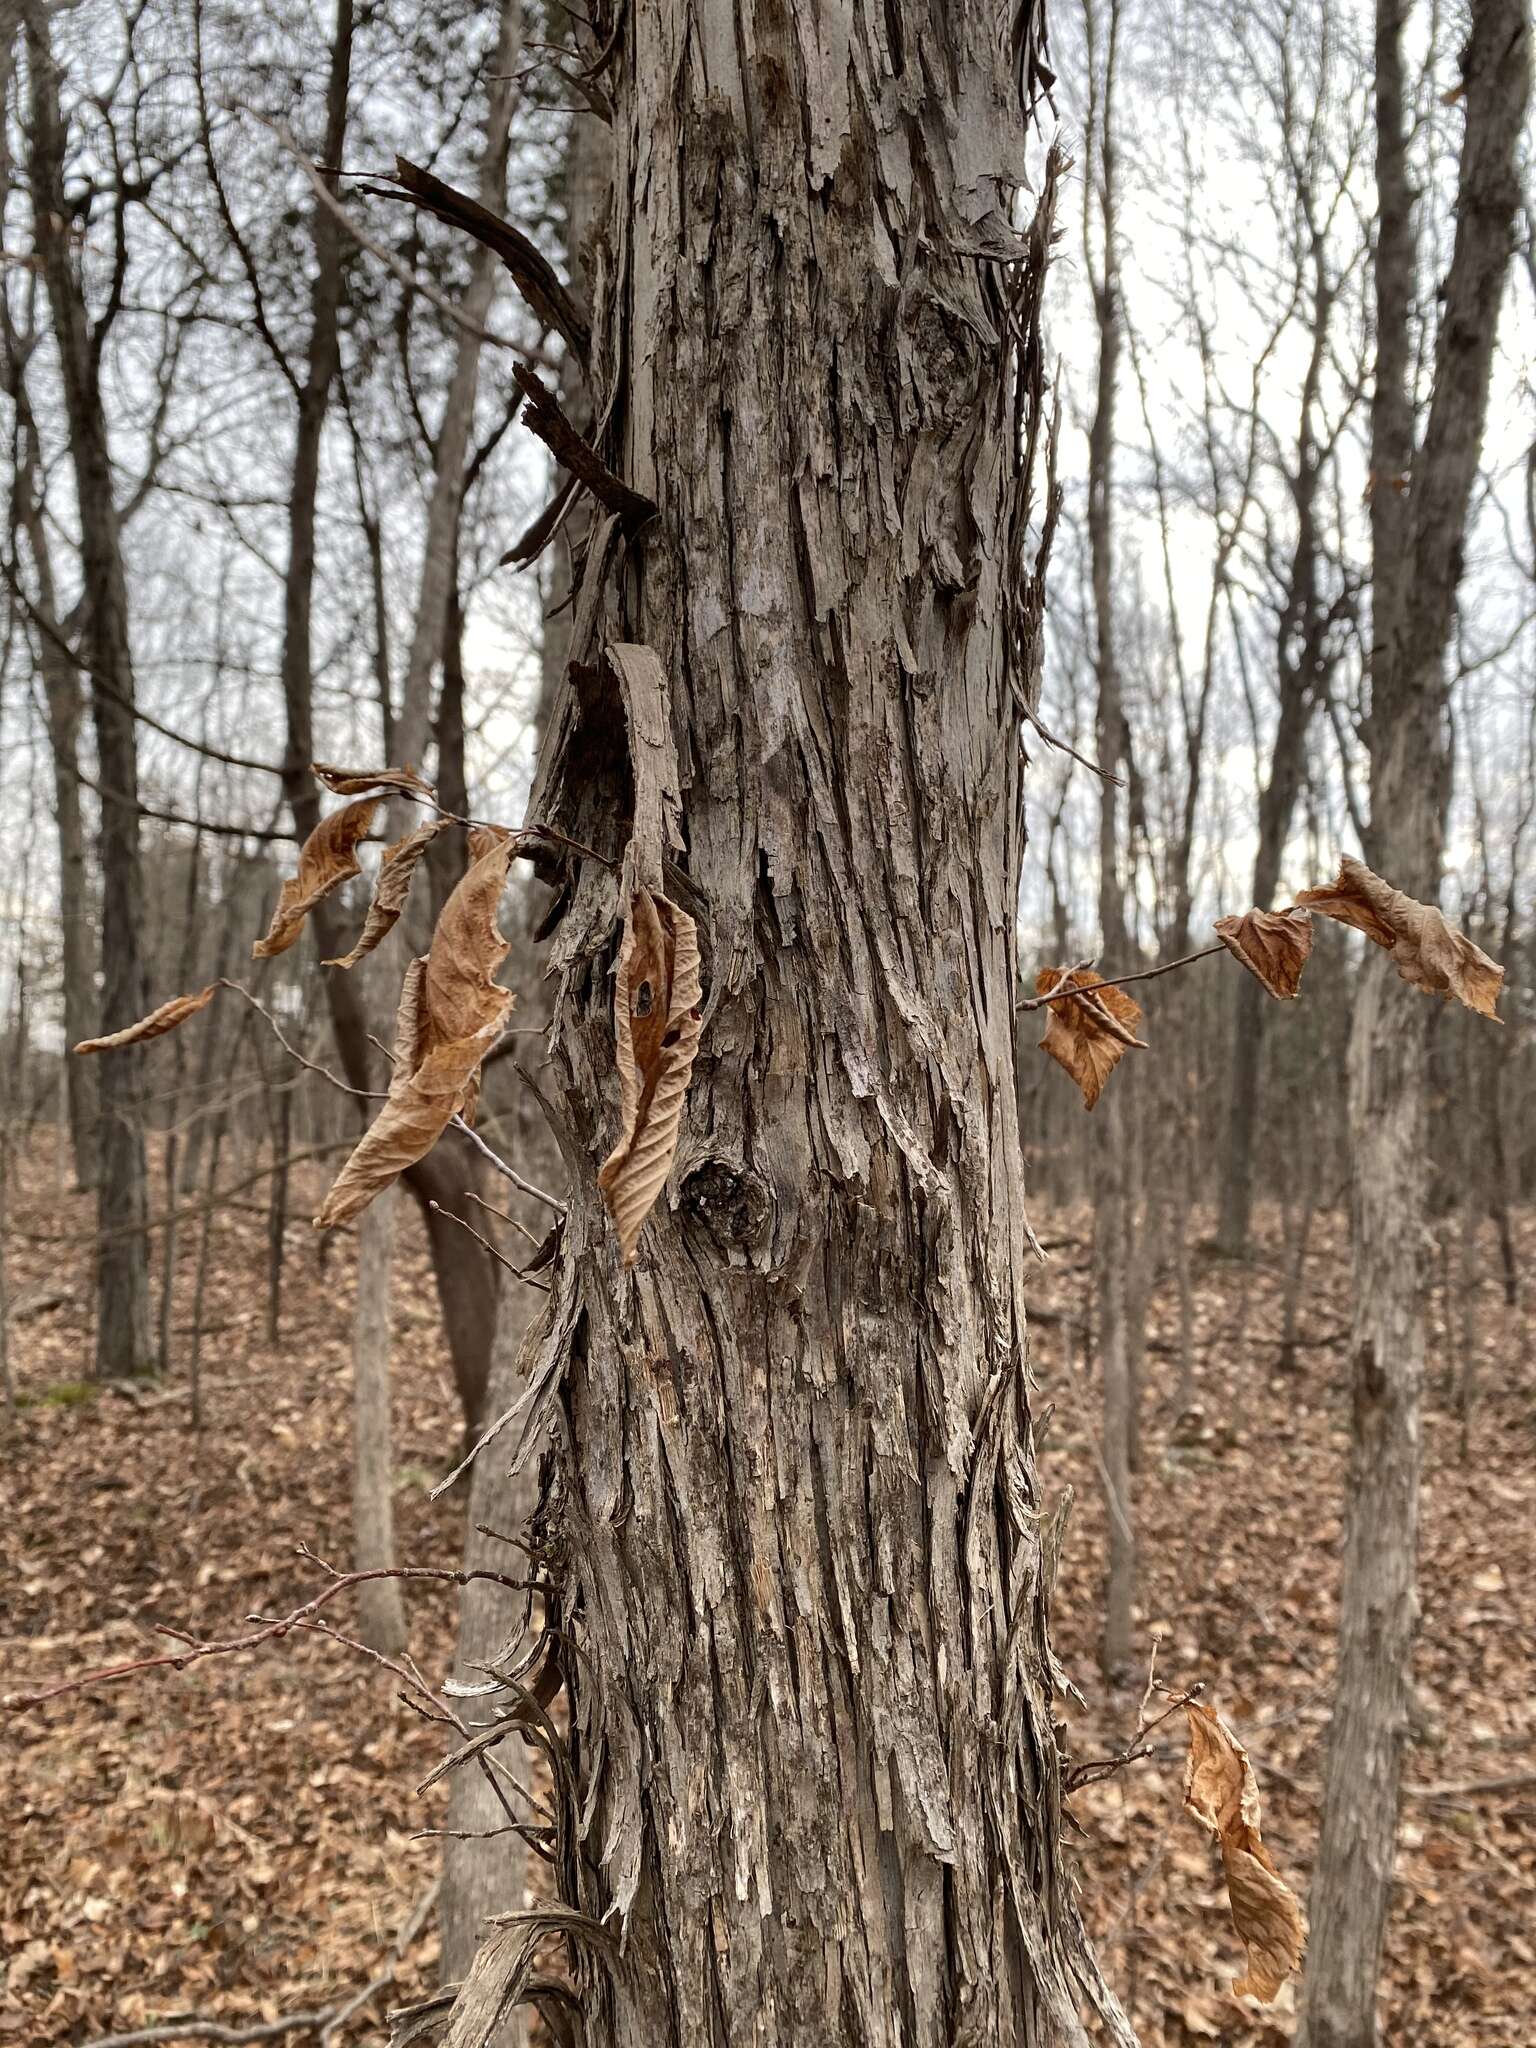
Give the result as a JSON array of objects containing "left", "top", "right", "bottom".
[
  {"left": 598, "top": 888, "right": 704, "bottom": 1264},
  {"left": 1036, "top": 967, "right": 1148, "bottom": 1110},
  {"left": 1214, "top": 908, "right": 1314, "bottom": 1001},
  {"left": 75, "top": 984, "right": 219, "bottom": 1055},
  {"left": 1297, "top": 855, "right": 1503, "bottom": 1018},
  {"left": 314, "top": 837, "right": 518, "bottom": 1229},
  {"left": 324, "top": 820, "right": 452, "bottom": 971},
  {"left": 311, "top": 763, "right": 434, "bottom": 799},
  {"left": 1182, "top": 1700, "right": 1306, "bottom": 2003},
  {"left": 252, "top": 799, "right": 380, "bottom": 960}
]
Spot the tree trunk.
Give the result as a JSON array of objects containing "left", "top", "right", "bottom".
[
  {"left": 351, "top": 1184, "right": 406, "bottom": 1654},
  {"left": 269, "top": 0, "right": 500, "bottom": 1428},
  {"left": 1082, "top": 0, "right": 1137, "bottom": 1685},
  {"left": 481, "top": 5, "right": 1132, "bottom": 2041},
  {"left": 439, "top": 1300, "right": 532, "bottom": 2006},
  {"left": 23, "top": 0, "right": 151, "bottom": 1374},
  {"left": 1299, "top": 4, "right": 1528, "bottom": 2041}
]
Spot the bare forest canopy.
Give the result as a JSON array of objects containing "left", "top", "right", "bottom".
[{"left": 2, "top": 0, "right": 1534, "bottom": 2044}]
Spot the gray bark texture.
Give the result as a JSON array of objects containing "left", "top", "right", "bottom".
[
  {"left": 1298, "top": 3, "right": 1530, "bottom": 2043},
  {"left": 460, "top": 3, "right": 1133, "bottom": 2042}
]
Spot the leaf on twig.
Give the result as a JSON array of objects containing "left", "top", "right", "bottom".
[
  {"left": 1213, "top": 908, "right": 1314, "bottom": 1001},
  {"left": 324, "top": 819, "right": 453, "bottom": 970},
  {"left": 253, "top": 799, "right": 380, "bottom": 960},
  {"left": 312, "top": 762, "right": 434, "bottom": 799},
  {"left": 314, "top": 836, "right": 519, "bottom": 1229},
  {"left": 1297, "top": 855, "right": 1503, "bottom": 1018},
  {"left": 467, "top": 823, "right": 515, "bottom": 862},
  {"left": 598, "top": 888, "right": 704, "bottom": 1264},
  {"left": 75, "top": 984, "right": 219, "bottom": 1055},
  {"left": 1182, "top": 1700, "right": 1306, "bottom": 2003},
  {"left": 1035, "top": 967, "right": 1147, "bottom": 1110}
]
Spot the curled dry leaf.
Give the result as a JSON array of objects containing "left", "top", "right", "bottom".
[
  {"left": 1035, "top": 967, "right": 1147, "bottom": 1111},
  {"left": 324, "top": 819, "right": 453, "bottom": 970},
  {"left": 1297, "top": 854, "right": 1503, "bottom": 1018},
  {"left": 1213, "top": 907, "right": 1314, "bottom": 1000},
  {"left": 1182, "top": 1700, "right": 1306, "bottom": 2003},
  {"left": 598, "top": 888, "right": 704, "bottom": 1264},
  {"left": 75, "top": 984, "right": 219, "bottom": 1055},
  {"left": 312, "top": 762, "right": 434, "bottom": 799},
  {"left": 252, "top": 798, "right": 380, "bottom": 960},
  {"left": 314, "top": 835, "right": 519, "bottom": 1229},
  {"left": 467, "top": 823, "right": 515, "bottom": 861}
]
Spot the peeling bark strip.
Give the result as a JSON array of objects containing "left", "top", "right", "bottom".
[{"left": 487, "top": 2, "right": 1129, "bottom": 2043}]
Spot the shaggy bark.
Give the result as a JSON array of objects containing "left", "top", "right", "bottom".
[
  {"left": 472, "top": 3, "right": 1132, "bottom": 2042},
  {"left": 1299, "top": 4, "right": 1529, "bottom": 2042}
]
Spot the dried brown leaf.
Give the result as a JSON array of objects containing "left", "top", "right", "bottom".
[
  {"left": 1213, "top": 908, "right": 1314, "bottom": 1000},
  {"left": 1036, "top": 967, "right": 1147, "bottom": 1110},
  {"left": 314, "top": 839, "right": 519, "bottom": 1229},
  {"left": 1297, "top": 854, "right": 1503, "bottom": 1018},
  {"left": 75, "top": 984, "right": 219, "bottom": 1055},
  {"left": 312, "top": 762, "right": 434, "bottom": 799},
  {"left": 324, "top": 819, "right": 452, "bottom": 970},
  {"left": 252, "top": 799, "right": 380, "bottom": 960},
  {"left": 598, "top": 888, "right": 703, "bottom": 1264},
  {"left": 466, "top": 823, "right": 515, "bottom": 861},
  {"left": 1182, "top": 1700, "right": 1306, "bottom": 2003}
]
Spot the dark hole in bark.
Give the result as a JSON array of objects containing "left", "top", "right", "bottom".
[{"left": 679, "top": 1158, "right": 769, "bottom": 1253}]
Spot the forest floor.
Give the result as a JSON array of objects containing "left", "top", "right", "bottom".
[{"left": 2, "top": 1141, "right": 1533, "bottom": 2046}]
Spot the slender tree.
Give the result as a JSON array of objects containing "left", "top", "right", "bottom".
[
  {"left": 21, "top": 0, "right": 153, "bottom": 1372},
  {"left": 1299, "top": 4, "right": 1530, "bottom": 2042}
]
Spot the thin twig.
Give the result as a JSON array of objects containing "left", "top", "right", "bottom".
[
  {"left": 428, "top": 1199, "right": 550, "bottom": 1289},
  {"left": 5, "top": 1559, "right": 538, "bottom": 1709},
  {"left": 1017, "top": 942, "right": 1227, "bottom": 1011}
]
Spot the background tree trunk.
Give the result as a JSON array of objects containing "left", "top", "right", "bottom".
[
  {"left": 24, "top": 0, "right": 151, "bottom": 1373},
  {"left": 1299, "top": 3, "right": 1529, "bottom": 2041},
  {"left": 350, "top": 1184, "right": 406, "bottom": 1654}
]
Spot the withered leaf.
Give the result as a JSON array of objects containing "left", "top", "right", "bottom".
[
  {"left": 312, "top": 762, "right": 434, "bottom": 799},
  {"left": 1036, "top": 967, "right": 1147, "bottom": 1111},
  {"left": 1182, "top": 1700, "right": 1306, "bottom": 2003},
  {"left": 1213, "top": 908, "right": 1314, "bottom": 1001},
  {"left": 324, "top": 819, "right": 452, "bottom": 970},
  {"left": 75, "top": 984, "right": 219, "bottom": 1055},
  {"left": 466, "top": 823, "right": 515, "bottom": 862},
  {"left": 314, "top": 838, "right": 519, "bottom": 1229},
  {"left": 1297, "top": 855, "right": 1503, "bottom": 1018},
  {"left": 598, "top": 888, "right": 703, "bottom": 1265},
  {"left": 253, "top": 799, "right": 379, "bottom": 960}
]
